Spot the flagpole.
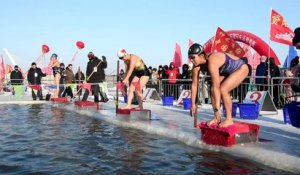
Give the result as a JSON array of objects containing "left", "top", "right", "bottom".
[{"left": 267, "top": 8, "right": 272, "bottom": 92}]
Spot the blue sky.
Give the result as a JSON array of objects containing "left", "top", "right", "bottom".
[{"left": 0, "top": 0, "right": 299, "bottom": 73}]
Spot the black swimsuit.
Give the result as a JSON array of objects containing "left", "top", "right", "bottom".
[{"left": 134, "top": 65, "right": 151, "bottom": 78}]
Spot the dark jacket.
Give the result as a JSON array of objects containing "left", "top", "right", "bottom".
[
  {"left": 75, "top": 71, "right": 85, "bottom": 84},
  {"left": 27, "top": 67, "right": 46, "bottom": 85},
  {"left": 265, "top": 63, "right": 280, "bottom": 84},
  {"left": 65, "top": 68, "right": 75, "bottom": 84},
  {"left": 10, "top": 70, "right": 23, "bottom": 85},
  {"left": 86, "top": 56, "right": 107, "bottom": 83},
  {"left": 255, "top": 63, "right": 267, "bottom": 84}
]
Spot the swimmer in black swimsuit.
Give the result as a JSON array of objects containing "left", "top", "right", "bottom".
[
  {"left": 117, "top": 48, "right": 150, "bottom": 109},
  {"left": 188, "top": 43, "right": 248, "bottom": 127}
]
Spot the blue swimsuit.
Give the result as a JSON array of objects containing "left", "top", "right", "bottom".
[{"left": 219, "top": 54, "right": 245, "bottom": 77}]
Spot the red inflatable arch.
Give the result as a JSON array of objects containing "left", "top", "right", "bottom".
[{"left": 203, "top": 30, "right": 280, "bottom": 65}]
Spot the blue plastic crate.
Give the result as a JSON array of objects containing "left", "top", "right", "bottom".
[
  {"left": 283, "top": 106, "right": 290, "bottom": 124},
  {"left": 124, "top": 95, "right": 128, "bottom": 103},
  {"left": 285, "top": 102, "right": 300, "bottom": 128},
  {"left": 238, "top": 103, "right": 260, "bottom": 120},
  {"left": 183, "top": 98, "right": 191, "bottom": 110},
  {"left": 222, "top": 102, "right": 238, "bottom": 118},
  {"left": 162, "top": 96, "right": 174, "bottom": 106}
]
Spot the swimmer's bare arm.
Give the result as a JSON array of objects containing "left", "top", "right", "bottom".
[
  {"left": 123, "top": 55, "right": 137, "bottom": 85},
  {"left": 208, "top": 58, "right": 221, "bottom": 117},
  {"left": 191, "top": 65, "right": 200, "bottom": 115}
]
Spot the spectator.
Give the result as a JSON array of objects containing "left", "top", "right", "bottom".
[
  {"left": 10, "top": 65, "right": 24, "bottom": 95},
  {"left": 27, "top": 62, "right": 46, "bottom": 100},
  {"left": 151, "top": 68, "right": 159, "bottom": 85},
  {"left": 255, "top": 55, "right": 267, "bottom": 91},
  {"left": 62, "top": 64, "right": 75, "bottom": 99},
  {"left": 74, "top": 67, "right": 85, "bottom": 96},
  {"left": 265, "top": 57, "right": 280, "bottom": 107},
  {"left": 286, "top": 56, "right": 300, "bottom": 100},
  {"left": 180, "top": 64, "right": 191, "bottom": 90},
  {"left": 58, "top": 63, "right": 66, "bottom": 97},
  {"left": 166, "top": 62, "right": 180, "bottom": 98}
]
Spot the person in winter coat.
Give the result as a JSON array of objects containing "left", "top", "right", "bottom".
[
  {"left": 74, "top": 67, "right": 85, "bottom": 96},
  {"left": 10, "top": 65, "right": 24, "bottom": 95},
  {"left": 62, "top": 64, "right": 75, "bottom": 99},
  {"left": 27, "top": 62, "right": 46, "bottom": 100},
  {"left": 255, "top": 55, "right": 268, "bottom": 91},
  {"left": 82, "top": 52, "right": 108, "bottom": 102}
]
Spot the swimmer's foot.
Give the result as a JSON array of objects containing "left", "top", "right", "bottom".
[
  {"left": 218, "top": 119, "right": 234, "bottom": 128},
  {"left": 121, "top": 106, "right": 132, "bottom": 110},
  {"left": 207, "top": 118, "right": 221, "bottom": 127}
]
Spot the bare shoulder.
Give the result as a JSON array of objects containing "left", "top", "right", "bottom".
[
  {"left": 209, "top": 52, "right": 224, "bottom": 58},
  {"left": 208, "top": 52, "right": 226, "bottom": 63}
]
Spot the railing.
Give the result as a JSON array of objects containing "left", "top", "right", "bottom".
[{"left": 1, "top": 76, "right": 300, "bottom": 108}]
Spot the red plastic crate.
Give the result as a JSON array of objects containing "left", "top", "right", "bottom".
[
  {"left": 198, "top": 121, "right": 260, "bottom": 147},
  {"left": 116, "top": 108, "right": 151, "bottom": 115},
  {"left": 51, "top": 97, "right": 68, "bottom": 103},
  {"left": 74, "top": 101, "right": 99, "bottom": 110}
]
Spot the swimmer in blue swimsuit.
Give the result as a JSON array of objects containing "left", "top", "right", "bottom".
[{"left": 188, "top": 43, "right": 249, "bottom": 127}]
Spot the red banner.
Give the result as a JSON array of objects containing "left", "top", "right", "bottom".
[
  {"left": 187, "top": 39, "right": 194, "bottom": 64},
  {"left": 211, "top": 27, "right": 245, "bottom": 57},
  {"left": 270, "top": 9, "right": 294, "bottom": 45},
  {"left": 172, "top": 43, "right": 182, "bottom": 68},
  {"left": 0, "top": 55, "right": 5, "bottom": 81}
]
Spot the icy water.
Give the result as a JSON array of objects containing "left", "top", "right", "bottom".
[{"left": 0, "top": 104, "right": 291, "bottom": 175}]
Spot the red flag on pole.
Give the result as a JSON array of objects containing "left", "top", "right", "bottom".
[
  {"left": 187, "top": 39, "right": 194, "bottom": 64},
  {"left": 0, "top": 55, "right": 5, "bottom": 82},
  {"left": 172, "top": 43, "right": 182, "bottom": 68},
  {"left": 5, "top": 64, "right": 12, "bottom": 74},
  {"left": 270, "top": 9, "right": 294, "bottom": 45},
  {"left": 211, "top": 27, "right": 245, "bottom": 57}
]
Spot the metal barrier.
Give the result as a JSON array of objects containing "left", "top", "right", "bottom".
[
  {"left": 2, "top": 76, "right": 300, "bottom": 108},
  {"left": 156, "top": 76, "right": 300, "bottom": 108}
]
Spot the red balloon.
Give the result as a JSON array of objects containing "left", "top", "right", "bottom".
[
  {"left": 42, "top": 44, "right": 50, "bottom": 53},
  {"left": 76, "top": 41, "right": 85, "bottom": 49}
]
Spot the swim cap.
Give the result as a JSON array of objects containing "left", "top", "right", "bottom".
[
  {"left": 51, "top": 53, "right": 58, "bottom": 58},
  {"left": 188, "top": 43, "right": 203, "bottom": 55},
  {"left": 117, "top": 49, "right": 127, "bottom": 59}
]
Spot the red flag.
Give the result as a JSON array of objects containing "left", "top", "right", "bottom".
[
  {"left": 270, "top": 9, "right": 294, "bottom": 45},
  {"left": 211, "top": 27, "right": 245, "bottom": 57},
  {"left": 187, "top": 39, "right": 194, "bottom": 64},
  {"left": 0, "top": 55, "right": 5, "bottom": 82},
  {"left": 5, "top": 64, "right": 12, "bottom": 74},
  {"left": 80, "top": 83, "right": 92, "bottom": 92},
  {"left": 29, "top": 85, "right": 41, "bottom": 90},
  {"left": 115, "top": 82, "right": 126, "bottom": 96},
  {"left": 172, "top": 43, "right": 182, "bottom": 68}
]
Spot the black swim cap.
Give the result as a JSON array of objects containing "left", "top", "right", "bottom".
[{"left": 188, "top": 43, "right": 203, "bottom": 55}]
